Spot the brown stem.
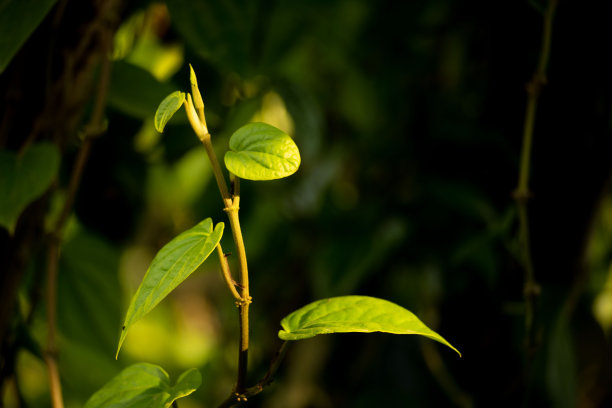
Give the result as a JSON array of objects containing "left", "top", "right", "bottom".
[
  {"left": 45, "top": 237, "right": 64, "bottom": 408},
  {"left": 217, "top": 342, "right": 289, "bottom": 408}
]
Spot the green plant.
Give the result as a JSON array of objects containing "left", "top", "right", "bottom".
[{"left": 85, "top": 66, "right": 460, "bottom": 408}]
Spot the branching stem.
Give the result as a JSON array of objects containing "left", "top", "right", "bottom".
[
  {"left": 216, "top": 244, "right": 242, "bottom": 301},
  {"left": 217, "top": 342, "right": 290, "bottom": 408},
  {"left": 184, "top": 96, "right": 251, "bottom": 394}
]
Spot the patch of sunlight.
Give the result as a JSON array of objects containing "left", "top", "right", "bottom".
[
  {"left": 122, "top": 305, "right": 175, "bottom": 365},
  {"left": 127, "top": 34, "right": 183, "bottom": 81},
  {"left": 16, "top": 350, "right": 48, "bottom": 406},
  {"left": 593, "top": 262, "right": 612, "bottom": 337},
  {"left": 113, "top": 5, "right": 183, "bottom": 81},
  {"left": 251, "top": 91, "right": 295, "bottom": 136},
  {"left": 170, "top": 289, "right": 220, "bottom": 367},
  {"left": 172, "top": 328, "right": 215, "bottom": 367}
]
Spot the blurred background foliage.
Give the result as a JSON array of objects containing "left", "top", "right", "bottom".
[{"left": 1, "top": 0, "right": 612, "bottom": 407}]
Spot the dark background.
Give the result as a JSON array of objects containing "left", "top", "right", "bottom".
[{"left": 1, "top": 0, "right": 612, "bottom": 407}]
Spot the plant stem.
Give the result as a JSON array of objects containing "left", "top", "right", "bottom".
[
  {"left": 514, "top": 0, "right": 557, "bottom": 382},
  {"left": 216, "top": 243, "right": 242, "bottom": 301},
  {"left": 45, "top": 239, "right": 64, "bottom": 408},
  {"left": 184, "top": 97, "right": 251, "bottom": 394},
  {"left": 217, "top": 342, "right": 289, "bottom": 408}
]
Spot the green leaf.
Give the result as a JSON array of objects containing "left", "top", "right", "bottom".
[
  {"left": 84, "top": 363, "right": 201, "bottom": 408},
  {"left": 279, "top": 296, "right": 461, "bottom": 356},
  {"left": 0, "top": 0, "right": 57, "bottom": 73},
  {"left": 116, "top": 218, "right": 223, "bottom": 358},
  {"left": 0, "top": 142, "right": 60, "bottom": 233},
  {"left": 224, "top": 122, "right": 301, "bottom": 180},
  {"left": 57, "top": 228, "right": 123, "bottom": 397},
  {"left": 155, "top": 91, "right": 186, "bottom": 133}
]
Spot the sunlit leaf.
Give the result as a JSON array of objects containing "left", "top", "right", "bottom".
[
  {"left": 116, "top": 219, "right": 223, "bottom": 358},
  {"left": 155, "top": 91, "right": 186, "bottom": 133},
  {"left": 84, "top": 363, "right": 201, "bottom": 408},
  {"left": 279, "top": 296, "right": 461, "bottom": 356},
  {"left": 0, "top": 0, "right": 57, "bottom": 73},
  {"left": 224, "top": 122, "right": 300, "bottom": 180},
  {"left": 0, "top": 143, "right": 60, "bottom": 233}
]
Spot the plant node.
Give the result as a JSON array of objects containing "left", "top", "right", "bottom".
[{"left": 235, "top": 296, "right": 253, "bottom": 308}]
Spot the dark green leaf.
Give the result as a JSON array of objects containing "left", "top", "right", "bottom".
[
  {"left": 279, "top": 296, "right": 460, "bottom": 356},
  {"left": 546, "top": 315, "right": 576, "bottom": 408},
  {"left": 224, "top": 122, "right": 300, "bottom": 180},
  {"left": 58, "top": 229, "right": 123, "bottom": 398},
  {"left": 116, "top": 219, "right": 223, "bottom": 357},
  {"left": 0, "top": 0, "right": 57, "bottom": 73},
  {"left": 0, "top": 142, "right": 60, "bottom": 233},
  {"left": 108, "top": 61, "right": 181, "bottom": 120},
  {"left": 84, "top": 363, "right": 201, "bottom": 408},
  {"left": 155, "top": 91, "right": 186, "bottom": 133},
  {"left": 166, "top": 0, "right": 255, "bottom": 73}
]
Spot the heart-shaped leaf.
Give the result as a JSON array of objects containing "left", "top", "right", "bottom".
[
  {"left": 154, "top": 91, "right": 185, "bottom": 132},
  {"left": 116, "top": 218, "right": 223, "bottom": 358},
  {"left": 84, "top": 363, "right": 201, "bottom": 408},
  {"left": 279, "top": 296, "right": 460, "bottom": 356},
  {"left": 0, "top": 142, "right": 60, "bottom": 233},
  {"left": 224, "top": 122, "right": 300, "bottom": 180}
]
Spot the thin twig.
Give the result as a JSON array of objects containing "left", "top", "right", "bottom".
[
  {"left": 217, "top": 342, "right": 289, "bottom": 408},
  {"left": 514, "top": 0, "right": 557, "bottom": 351},
  {"left": 513, "top": 0, "right": 558, "bottom": 401},
  {"left": 216, "top": 243, "right": 242, "bottom": 301}
]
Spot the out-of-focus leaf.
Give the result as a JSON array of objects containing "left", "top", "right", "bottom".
[
  {"left": 224, "top": 122, "right": 300, "bottom": 180},
  {"left": 546, "top": 315, "right": 576, "bottom": 408},
  {"left": 279, "top": 296, "right": 460, "bottom": 356},
  {"left": 57, "top": 228, "right": 123, "bottom": 398},
  {"left": 166, "top": 0, "right": 255, "bottom": 73},
  {"left": 84, "top": 363, "right": 201, "bottom": 408},
  {"left": 117, "top": 219, "right": 224, "bottom": 358},
  {"left": 58, "top": 229, "right": 121, "bottom": 350},
  {"left": 0, "top": 143, "right": 60, "bottom": 233},
  {"left": 146, "top": 145, "right": 212, "bottom": 212},
  {"left": 108, "top": 61, "right": 181, "bottom": 120},
  {"left": 154, "top": 91, "right": 185, "bottom": 133},
  {"left": 0, "top": 0, "right": 57, "bottom": 73}
]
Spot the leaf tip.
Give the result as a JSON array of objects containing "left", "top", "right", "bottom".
[{"left": 115, "top": 328, "right": 127, "bottom": 360}]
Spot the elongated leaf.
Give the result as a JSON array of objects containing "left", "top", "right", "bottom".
[
  {"left": 0, "top": 0, "right": 57, "bottom": 73},
  {"left": 0, "top": 142, "right": 60, "bottom": 233},
  {"left": 116, "top": 219, "right": 223, "bottom": 358},
  {"left": 84, "top": 363, "right": 201, "bottom": 408},
  {"left": 155, "top": 91, "right": 186, "bottom": 132},
  {"left": 224, "top": 122, "right": 300, "bottom": 180},
  {"left": 279, "top": 296, "right": 460, "bottom": 356}
]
